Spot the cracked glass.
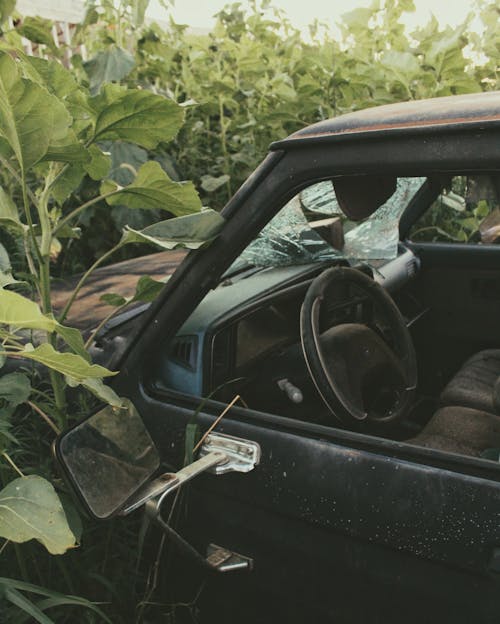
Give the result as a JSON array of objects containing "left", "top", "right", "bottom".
[{"left": 232, "top": 177, "right": 424, "bottom": 271}]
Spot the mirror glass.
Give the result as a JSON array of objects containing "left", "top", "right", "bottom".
[{"left": 57, "top": 401, "right": 160, "bottom": 518}]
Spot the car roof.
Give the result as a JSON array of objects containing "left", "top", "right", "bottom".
[{"left": 271, "top": 91, "right": 500, "bottom": 150}]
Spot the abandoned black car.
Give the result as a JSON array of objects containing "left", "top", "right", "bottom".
[{"left": 56, "top": 91, "right": 500, "bottom": 623}]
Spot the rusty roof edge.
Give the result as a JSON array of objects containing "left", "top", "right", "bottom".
[{"left": 270, "top": 114, "right": 500, "bottom": 150}]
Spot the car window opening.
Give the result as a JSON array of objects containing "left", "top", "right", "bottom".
[{"left": 156, "top": 171, "right": 500, "bottom": 468}]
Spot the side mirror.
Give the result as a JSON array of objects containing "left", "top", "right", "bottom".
[
  {"left": 55, "top": 401, "right": 160, "bottom": 519},
  {"left": 55, "top": 401, "right": 261, "bottom": 572},
  {"left": 55, "top": 400, "right": 261, "bottom": 521}
]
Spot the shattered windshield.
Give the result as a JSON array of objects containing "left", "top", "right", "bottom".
[{"left": 232, "top": 177, "right": 424, "bottom": 271}]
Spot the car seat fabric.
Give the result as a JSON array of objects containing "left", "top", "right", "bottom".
[
  {"left": 408, "top": 406, "right": 500, "bottom": 457},
  {"left": 440, "top": 349, "right": 500, "bottom": 414}
]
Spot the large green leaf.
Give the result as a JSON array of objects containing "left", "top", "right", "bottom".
[
  {"left": 21, "top": 344, "right": 116, "bottom": 381},
  {"left": 0, "top": 290, "right": 89, "bottom": 359},
  {"left": 101, "top": 161, "right": 202, "bottom": 215},
  {"left": 0, "top": 475, "right": 77, "bottom": 555},
  {"left": 0, "top": 53, "right": 77, "bottom": 170},
  {"left": 20, "top": 55, "right": 80, "bottom": 100},
  {"left": 120, "top": 209, "right": 225, "bottom": 250},
  {"left": 0, "top": 289, "right": 60, "bottom": 332},
  {"left": 91, "top": 85, "right": 184, "bottom": 149},
  {"left": 0, "top": 372, "right": 31, "bottom": 405},
  {"left": 84, "top": 47, "right": 135, "bottom": 94}
]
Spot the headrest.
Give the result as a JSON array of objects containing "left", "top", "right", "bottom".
[{"left": 333, "top": 175, "right": 397, "bottom": 221}]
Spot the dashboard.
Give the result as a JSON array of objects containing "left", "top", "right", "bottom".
[{"left": 157, "top": 245, "right": 423, "bottom": 413}]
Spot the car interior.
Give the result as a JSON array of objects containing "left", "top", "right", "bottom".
[{"left": 154, "top": 172, "right": 500, "bottom": 463}]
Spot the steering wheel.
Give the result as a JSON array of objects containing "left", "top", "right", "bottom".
[{"left": 300, "top": 266, "right": 417, "bottom": 425}]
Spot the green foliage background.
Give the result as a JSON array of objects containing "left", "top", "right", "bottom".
[
  {"left": 5, "top": 0, "right": 499, "bottom": 274},
  {"left": 0, "top": 0, "right": 498, "bottom": 621}
]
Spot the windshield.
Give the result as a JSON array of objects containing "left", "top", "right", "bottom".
[{"left": 231, "top": 177, "right": 424, "bottom": 271}]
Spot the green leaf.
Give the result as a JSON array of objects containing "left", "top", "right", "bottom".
[
  {"left": 0, "top": 289, "right": 59, "bottom": 332},
  {"left": 105, "top": 140, "right": 148, "bottom": 185},
  {"left": 131, "top": 0, "right": 149, "bottom": 27},
  {"left": 84, "top": 47, "right": 135, "bottom": 94},
  {"left": 0, "top": 290, "right": 89, "bottom": 359},
  {"left": 0, "top": 185, "right": 22, "bottom": 231},
  {"left": 21, "top": 344, "right": 116, "bottom": 381},
  {"left": 0, "top": 374, "right": 30, "bottom": 452},
  {"left": 0, "top": 577, "right": 111, "bottom": 623},
  {"left": 0, "top": 475, "right": 77, "bottom": 554},
  {"left": 120, "top": 209, "right": 225, "bottom": 250},
  {"left": 91, "top": 85, "right": 185, "bottom": 149},
  {"left": 102, "top": 161, "right": 202, "bottom": 216},
  {"left": 4, "top": 587, "right": 54, "bottom": 624},
  {"left": 50, "top": 164, "right": 86, "bottom": 205},
  {"left": 381, "top": 50, "right": 420, "bottom": 75},
  {"left": 17, "top": 17, "right": 58, "bottom": 54},
  {"left": 84, "top": 144, "right": 111, "bottom": 180},
  {"left": 0, "top": 0, "right": 15, "bottom": 24},
  {"left": 100, "top": 293, "right": 128, "bottom": 307},
  {"left": 54, "top": 324, "right": 90, "bottom": 361},
  {"left": 65, "top": 376, "right": 122, "bottom": 407},
  {"left": 131, "top": 275, "right": 164, "bottom": 303},
  {"left": 0, "top": 372, "right": 31, "bottom": 405},
  {"left": 184, "top": 422, "right": 200, "bottom": 466},
  {"left": 0, "top": 53, "right": 75, "bottom": 170},
  {"left": 0, "top": 242, "right": 18, "bottom": 287},
  {"left": 341, "top": 7, "right": 373, "bottom": 30},
  {"left": 58, "top": 493, "right": 82, "bottom": 543},
  {"left": 20, "top": 55, "right": 80, "bottom": 100},
  {"left": 43, "top": 129, "right": 89, "bottom": 164}
]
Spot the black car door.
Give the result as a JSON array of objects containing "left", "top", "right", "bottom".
[
  {"left": 110, "top": 135, "right": 500, "bottom": 623},
  {"left": 118, "top": 384, "right": 500, "bottom": 624}
]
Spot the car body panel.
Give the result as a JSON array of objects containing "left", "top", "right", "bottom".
[{"left": 68, "top": 92, "right": 500, "bottom": 621}]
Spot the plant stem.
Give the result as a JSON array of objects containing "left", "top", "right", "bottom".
[
  {"left": 54, "top": 190, "right": 119, "bottom": 236},
  {"left": 193, "top": 394, "right": 240, "bottom": 453},
  {"left": 27, "top": 400, "right": 60, "bottom": 435},
  {"left": 58, "top": 244, "right": 122, "bottom": 323},
  {"left": 20, "top": 172, "right": 43, "bottom": 268},
  {"left": 84, "top": 300, "right": 129, "bottom": 349},
  {"left": 35, "top": 166, "right": 69, "bottom": 420},
  {"left": 1, "top": 452, "right": 24, "bottom": 477},
  {"left": 218, "top": 95, "right": 232, "bottom": 198}
]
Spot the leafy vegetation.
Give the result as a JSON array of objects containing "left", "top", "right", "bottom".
[{"left": 0, "top": 0, "right": 498, "bottom": 620}]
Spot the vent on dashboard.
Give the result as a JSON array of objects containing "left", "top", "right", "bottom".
[
  {"left": 406, "top": 258, "right": 418, "bottom": 279},
  {"left": 169, "top": 336, "right": 198, "bottom": 370}
]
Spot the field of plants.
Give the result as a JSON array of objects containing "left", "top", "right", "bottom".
[{"left": 0, "top": 0, "right": 498, "bottom": 621}]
